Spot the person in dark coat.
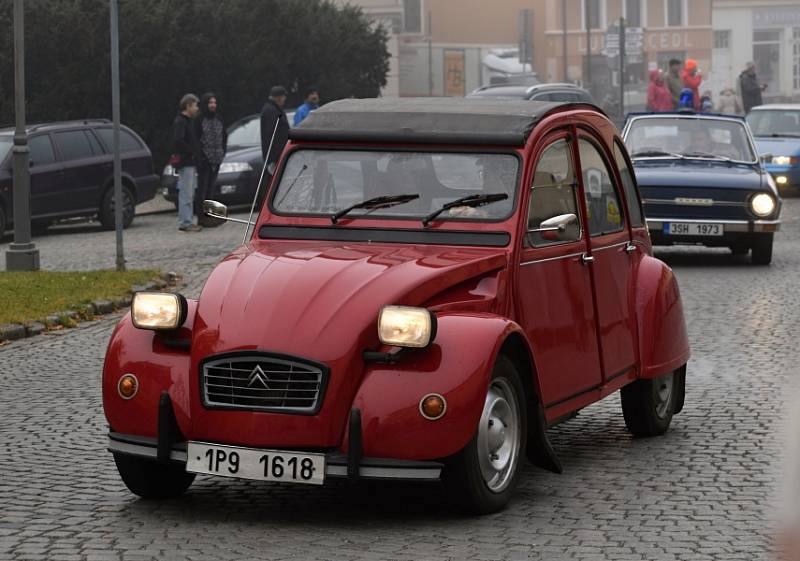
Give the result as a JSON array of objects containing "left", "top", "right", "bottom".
[
  {"left": 739, "top": 62, "right": 766, "bottom": 114},
  {"left": 171, "top": 93, "right": 201, "bottom": 231},
  {"left": 260, "top": 86, "right": 290, "bottom": 177},
  {"left": 193, "top": 93, "right": 227, "bottom": 226}
]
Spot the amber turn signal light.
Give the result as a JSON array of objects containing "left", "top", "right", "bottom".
[
  {"left": 117, "top": 374, "right": 139, "bottom": 400},
  {"left": 420, "top": 393, "right": 447, "bottom": 420}
]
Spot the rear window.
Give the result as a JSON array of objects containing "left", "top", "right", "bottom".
[
  {"left": 96, "top": 128, "right": 144, "bottom": 152},
  {"left": 54, "top": 130, "right": 94, "bottom": 161}
]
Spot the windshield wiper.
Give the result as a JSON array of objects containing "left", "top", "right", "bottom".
[
  {"left": 330, "top": 194, "right": 419, "bottom": 224},
  {"left": 680, "top": 151, "right": 732, "bottom": 162},
  {"left": 422, "top": 193, "right": 509, "bottom": 227},
  {"left": 631, "top": 150, "right": 684, "bottom": 159}
]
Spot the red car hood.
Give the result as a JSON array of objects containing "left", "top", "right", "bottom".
[
  {"left": 192, "top": 240, "right": 508, "bottom": 363},
  {"left": 185, "top": 240, "right": 507, "bottom": 448}
]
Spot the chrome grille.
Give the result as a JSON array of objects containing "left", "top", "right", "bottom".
[{"left": 202, "top": 355, "right": 325, "bottom": 413}]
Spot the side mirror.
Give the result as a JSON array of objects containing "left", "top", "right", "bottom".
[
  {"left": 202, "top": 199, "right": 255, "bottom": 226},
  {"left": 760, "top": 153, "right": 773, "bottom": 163},
  {"left": 531, "top": 213, "right": 578, "bottom": 233}
]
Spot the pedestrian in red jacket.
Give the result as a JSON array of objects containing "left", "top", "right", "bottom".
[
  {"left": 681, "top": 59, "right": 702, "bottom": 111},
  {"left": 647, "top": 69, "right": 673, "bottom": 112}
]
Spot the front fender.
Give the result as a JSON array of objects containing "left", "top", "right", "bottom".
[
  {"left": 351, "top": 313, "right": 528, "bottom": 461},
  {"left": 102, "top": 301, "right": 197, "bottom": 438},
  {"left": 635, "top": 256, "right": 690, "bottom": 378}
]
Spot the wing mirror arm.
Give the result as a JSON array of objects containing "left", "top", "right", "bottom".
[{"left": 203, "top": 200, "right": 255, "bottom": 226}]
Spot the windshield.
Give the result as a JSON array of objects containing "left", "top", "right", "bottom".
[
  {"left": 747, "top": 110, "right": 800, "bottom": 137},
  {"left": 271, "top": 150, "right": 518, "bottom": 221},
  {"left": 227, "top": 117, "right": 260, "bottom": 147},
  {"left": 625, "top": 117, "right": 756, "bottom": 162},
  {"left": 0, "top": 135, "right": 12, "bottom": 165}
]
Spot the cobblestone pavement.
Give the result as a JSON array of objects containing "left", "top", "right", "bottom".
[{"left": 1, "top": 199, "right": 798, "bottom": 561}]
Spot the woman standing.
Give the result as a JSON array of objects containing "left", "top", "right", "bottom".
[
  {"left": 647, "top": 70, "right": 673, "bottom": 112},
  {"left": 194, "top": 93, "right": 227, "bottom": 227}
]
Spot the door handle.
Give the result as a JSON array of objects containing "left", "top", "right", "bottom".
[
  {"left": 581, "top": 253, "right": 594, "bottom": 265},
  {"left": 625, "top": 243, "right": 637, "bottom": 254}
]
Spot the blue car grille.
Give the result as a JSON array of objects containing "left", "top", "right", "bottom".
[{"left": 639, "top": 186, "right": 752, "bottom": 220}]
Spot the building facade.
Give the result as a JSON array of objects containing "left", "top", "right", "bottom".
[{"left": 712, "top": 1, "right": 800, "bottom": 102}]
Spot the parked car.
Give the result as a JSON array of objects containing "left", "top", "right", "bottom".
[
  {"left": 162, "top": 111, "right": 296, "bottom": 207},
  {"left": 104, "top": 98, "right": 689, "bottom": 514},
  {"left": 747, "top": 104, "right": 800, "bottom": 190},
  {"left": 0, "top": 120, "right": 158, "bottom": 234},
  {"left": 622, "top": 112, "right": 781, "bottom": 264},
  {"left": 467, "top": 82, "right": 595, "bottom": 104}
]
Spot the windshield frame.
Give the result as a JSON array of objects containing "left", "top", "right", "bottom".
[
  {"left": 746, "top": 108, "right": 800, "bottom": 138},
  {"left": 266, "top": 145, "right": 523, "bottom": 226},
  {"left": 622, "top": 114, "right": 759, "bottom": 165}
]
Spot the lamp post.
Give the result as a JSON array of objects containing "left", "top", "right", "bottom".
[
  {"left": 110, "top": 0, "right": 125, "bottom": 271},
  {"left": 584, "top": 0, "right": 592, "bottom": 96},
  {"left": 5, "top": 0, "right": 40, "bottom": 271}
]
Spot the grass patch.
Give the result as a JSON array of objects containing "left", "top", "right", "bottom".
[{"left": 0, "top": 269, "right": 160, "bottom": 325}]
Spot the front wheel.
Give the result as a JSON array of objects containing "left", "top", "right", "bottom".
[
  {"left": 751, "top": 234, "right": 774, "bottom": 265},
  {"left": 113, "top": 454, "right": 195, "bottom": 499},
  {"left": 99, "top": 184, "right": 136, "bottom": 230},
  {"left": 620, "top": 371, "right": 677, "bottom": 437},
  {"left": 443, "top": 356, "right": 527, "bottom": 514}
]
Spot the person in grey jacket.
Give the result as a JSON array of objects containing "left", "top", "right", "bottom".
[
  {"left": 739, "top": 62, "right": 766, "bottom": 114},
  {"left": 664, "top": 59, "right": 684, "bottom": 109}
]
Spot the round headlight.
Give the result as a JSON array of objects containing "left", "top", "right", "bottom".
[
  {"left": 750, "top": 193, "right": 776, "bottom": 217},
  {"left": 378, "top": 306, "right": 436, "bottom": 348}
]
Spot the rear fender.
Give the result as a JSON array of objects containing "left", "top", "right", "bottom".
[
  {"left": 102, "top": 301, "right": 197, "bottom": 437},
  {"left": 635, "top": 256, "right": 690, "bottom": 379},
  {"left": 350, "top": 313, "right": 538, "bottom": 461}
]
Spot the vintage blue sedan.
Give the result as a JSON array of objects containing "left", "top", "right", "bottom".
[
  {"left": 622, "top": 113, "right": 781, "bottom": 265},
  {"left": 747, "top": 104, "right": 800, "bottom": 190}
]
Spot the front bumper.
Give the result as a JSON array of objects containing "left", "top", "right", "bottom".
[
  {"left": 647, "top": 217, "right": 780, "bottom": 247},
  {"left": 107, "top": 400, "right": 443, "bottom": 482},
  {"left": 647, "top": 217, "right": 780, "bottom": 233}
]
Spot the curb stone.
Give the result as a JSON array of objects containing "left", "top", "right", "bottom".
[{"left": 0, "top": 272, "right": 180, "bottom": 344}]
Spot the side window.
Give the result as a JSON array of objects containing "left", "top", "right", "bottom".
[
  {"left": 578, "top": 139, "right": 625, "bottom": 236},
  {"left": 29, "top": 135, "right": 56, "bottom": 166},
  {"left": 86, "top": 130, "right": 105, "bottom": 155},
  {"left": 613, "top": 142, "right": 644, "bottom": 227},
  {"left": 527, "top": 138, "right": 581, "bottom": 247},
  {"left": 54, "top": 130, "right": 94, "bottom": 161},
  {"left": 530, "top": 92, "right": 551, "bottom": 102},
  {"left": 96, "top": 128, "right": 143, "bottom": 152}
]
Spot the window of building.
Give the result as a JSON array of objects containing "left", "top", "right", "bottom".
[
  {"left": 793, "top": 28, "right": 800, "bottom": 91},
  {"left": 753, "top": 29, "right": 782, "bottom": 94},
  {"left": 666, "top": 0, "right": 683, "bottom": 27},
  {"left": 714, "top": 30, "right": 730, "bottom": 50},
  {"left": 624, "top": 0, "right": 642, "bottom": 28},
  {"left": 582, "top": 0, "right": 605, "bottom": 30},
  {"left": 403, "top": 0, "right": 422, "bottom": 34}
]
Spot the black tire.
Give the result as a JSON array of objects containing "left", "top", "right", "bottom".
[
  {"left": 443, "top": 355, "right": 527, "bottom": 515},
  {"left": 99, "top": 184, "right": 136, "bottom": 230},
  {"left": 113, "top": 454, "right": 195, "bottom": 499},
  {"left": 751, "top": 234, "right": 773, "bottom": 265},
  {"left": 620, "top": 371, "right": 677, "bottom": 437}
]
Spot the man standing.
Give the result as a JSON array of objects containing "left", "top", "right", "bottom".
[
  {"left": 665, "top": 59, "right": 684, "bottom": 109},
  {"left": 739, "top": 62, "right": 766, "bottom": 114},
  {"left": 260, "top": 86, "right": 290, "bottom": 177},
  {"left": 172, "top": 93, "right": 201, "bottom": 232},
  {"left": 293, "top": 87, "right": 320, "bottom": 126},
  {"left": 194, "top": 93, "right": 227, "bottom": 227}
]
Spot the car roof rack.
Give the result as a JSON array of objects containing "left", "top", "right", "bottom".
[{"left": 27, "top": 119, "right": 112, "bottom": 132}]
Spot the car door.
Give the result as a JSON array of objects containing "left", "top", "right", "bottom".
[
  {"left": 52, "top": 129, "right": 109, "bottom": 214},
  {"left": 517, "top": 133, "right": 603, "bottom": 407},
  {"left": 28, "top": 133, "right": 65, "bottom": 218},
  {"left": 575, "top": 134, "right": 637, "bottom": 383}
]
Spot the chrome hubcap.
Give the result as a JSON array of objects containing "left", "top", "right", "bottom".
[
  {"left": 654, "top": 373, "right": 674, "bottom": 419},
  {"left": 477, "top": 378, "right": 520, "bottom": 493}
]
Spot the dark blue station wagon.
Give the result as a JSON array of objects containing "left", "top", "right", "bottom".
[
  {"left": 0, "top": 120, "right": 158, "bottom": 234},
  {"left": 622, "top": 113, "right": 781, "bottom": 265}
]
